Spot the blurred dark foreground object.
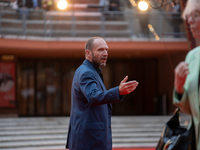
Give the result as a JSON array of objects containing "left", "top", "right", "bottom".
[{"left": 156, "top": 108, "right": 196, "bottom": 150}]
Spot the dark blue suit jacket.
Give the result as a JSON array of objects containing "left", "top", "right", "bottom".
[{"left": 66, "top": 59, "right": 123, "bottom": 150}]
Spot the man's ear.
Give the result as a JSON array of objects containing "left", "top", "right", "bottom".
[{"left": 85, "top": 50, "right": 91, "bottom": 58}]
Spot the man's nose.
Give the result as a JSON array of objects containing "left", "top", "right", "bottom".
[{"left": 103, "top": 50, "right": 108, "bottom": 56}]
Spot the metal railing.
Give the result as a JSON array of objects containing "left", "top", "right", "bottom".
[{"left": 0, "top": 5, "right": 186, "bottom": 40}]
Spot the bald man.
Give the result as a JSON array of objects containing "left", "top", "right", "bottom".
[{"left": 66, "top": 37, "right": 139, "bottom": 150}]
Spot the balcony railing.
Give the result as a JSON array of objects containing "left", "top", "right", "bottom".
[{"left": 0, "top": 5, "right": 186, "bottom": 40}]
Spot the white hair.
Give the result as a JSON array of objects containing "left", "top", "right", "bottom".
[{"left": 182, "top": 0, "right": 200, "bottom": 19}]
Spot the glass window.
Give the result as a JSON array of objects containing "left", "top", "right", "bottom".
[
  {"left": 17, "top": 61, "right": 35, "bottom": 116},
  {"left": 62, "top": 60, "right": 82, "bottom": 115},
  {"left": 36, "top": 60, "right": 61, "bottom": 116}
]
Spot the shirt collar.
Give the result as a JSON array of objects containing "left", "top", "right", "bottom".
[{"left": 84, "top": 59, "right": 102, "bottom": 75}]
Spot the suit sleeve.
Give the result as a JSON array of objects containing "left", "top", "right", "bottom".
[
  {"left": 173, "top": 51, "right": 192, "bottom": 115},
  {"left": 173, "top": 89, "right": 191, "bottom": 115},
  {"left": 79, "top": 71, "right": 123, "bottom": 105}
]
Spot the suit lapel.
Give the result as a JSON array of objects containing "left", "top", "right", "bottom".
[
  {"left": 83, "top": 60, "right": 112, "bottom": 109},
  {"left": 83, "top": 60, "right": 106, "bottom": 91},
  {"left": 194, "top": 53, "right": 200, "bottom": 144},
  {"left": 94, "top": 71, "right": 106, "bottom": 91},
  {"left": 195, "top": 53, "right": 200, "bottom": 114},
  {"left": 187, "top": 53, "right": 199, "bottom": 95},
  {"left": 188, "top": 52, "right": 200, "bottom": 119}
]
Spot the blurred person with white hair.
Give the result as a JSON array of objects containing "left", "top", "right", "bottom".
[{"left": 173, "top": 0, "right": 200, "bottom": 149}]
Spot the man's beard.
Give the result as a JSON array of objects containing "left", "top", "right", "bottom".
[{"left": 92, "top": 54, "right": 106, "bottom": 68}]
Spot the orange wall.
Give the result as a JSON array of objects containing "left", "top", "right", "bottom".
[{"left": 0, "top": 38, "right": 189, "bottom": 58}]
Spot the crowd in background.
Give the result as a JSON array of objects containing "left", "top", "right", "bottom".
[
  {"left": 8, "top": 0, "right": 121, "bottom": 12},
  {"left": 7, "top": 0, "right": 122, "bottom": 19},
  {"left": 10, "top": 0, "right": 54, "bottom": 11},
  {"left": 0, "top": 0, "right": 183, "bottom": 38}
]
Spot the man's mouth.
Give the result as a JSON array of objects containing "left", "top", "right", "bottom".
[{"left": 101, "top": 58, "right": 107, "bottom": 61}]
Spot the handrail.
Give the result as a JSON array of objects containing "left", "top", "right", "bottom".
[{"left": 0, "top": 7, "right": 186, "bottom": 40}]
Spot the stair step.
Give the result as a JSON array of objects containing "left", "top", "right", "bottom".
[{"left": 0, "top": 115, "right": 191, "bottom": 149}]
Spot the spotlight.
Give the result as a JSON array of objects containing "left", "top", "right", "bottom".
[
  {"left": 57, "top": 0, "right": 68, "bottom": 10},
  {"left": 148, "top": 24, "right": 160, "bottom": 41},
  {"left": 138, "top": 1, "right": 149, "bottom": 11}
]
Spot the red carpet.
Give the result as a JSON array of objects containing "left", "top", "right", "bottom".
[
  {"left": 113, "top": 148, "right": 155, "bottom": 150},
  {"left": 64, "top": 148, "right": 155, "bottom": 150}
]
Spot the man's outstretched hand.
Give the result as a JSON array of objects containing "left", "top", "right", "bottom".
[{"left": 119, "top": 76, "right": 139, "bottom": 95}]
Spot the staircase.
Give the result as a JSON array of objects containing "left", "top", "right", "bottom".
[{"left": 0, "top": 114, "right": 191, "bottom": 150}]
